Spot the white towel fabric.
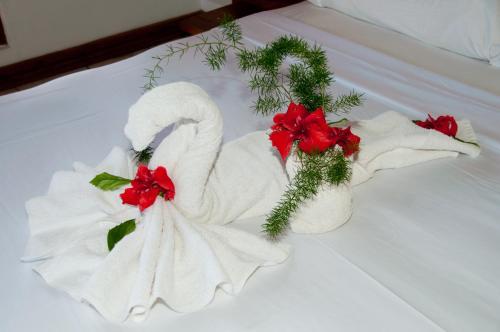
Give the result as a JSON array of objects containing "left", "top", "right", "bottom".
[
  {"left": 288, "top": 111, "right": 480, "bottom": 234},
  {"left": 351, "top": 111, "right": 480, "bottom": 186},
  {"left": 23, "top": 82, "right": 290, "bottom": 322},
  {"left": 125, "top": 83, "right": 289, "bottom": 224},
  {"left": 22, "top": 82, "right": 480, "bottom": 321}
]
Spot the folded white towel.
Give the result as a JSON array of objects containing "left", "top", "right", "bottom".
[
  {"left": 351, "top": 111, "right": 480, "bottom": 186},
  {"left": 125, "top": 83, "right": 289, "bottom": 224},
  {"left": 288, "top": 111, "right": 480, "bottom": 234},
  {"left": 23, "top": 82, "right": 289, "bottom": 322}
]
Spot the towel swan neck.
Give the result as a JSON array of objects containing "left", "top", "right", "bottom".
[{"left": 124, "top": 82, "right": 223, "bottom": 215}]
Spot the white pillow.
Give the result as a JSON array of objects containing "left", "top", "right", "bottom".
[{"left": 308, "top": 0, "right": 500, "bottom": 66}]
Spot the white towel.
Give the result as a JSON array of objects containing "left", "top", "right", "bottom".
[
  {"left": 125, "top": 83, "right": 289, "bottom": 224},
  {"left": 23, "top": 82, "right": 289, "bottom": 322},
  {"left": 351, "top": 111, "right": 480, "bottom": 186},
  {"left": 288, "top": 111, "right": 480, "bottom": 234},
  {"left": 23, "top": 82, "right": 480, "bottom": 321}
]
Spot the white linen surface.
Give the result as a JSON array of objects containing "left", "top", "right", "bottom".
[
  {"left": 276, "top": 1, "right": 500, "bottom": 96},
  {"left": 1, "top": 9, "right": 500, "bottom": 332},
  {"left": 308, "top": 0, "right": 500, "bottom": 66}
]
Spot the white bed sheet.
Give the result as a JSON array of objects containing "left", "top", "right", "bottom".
[
  {"left": 275, "top": 2, "right": 500, "bottom": 96},
  {"left": 1, "top": 9, "right": 500, "bottom": 332}
]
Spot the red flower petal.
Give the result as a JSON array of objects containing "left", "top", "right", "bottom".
[
  {"left": 448, "top": 117, "right": 458, "bottom": 137},
  {"left": 270, "top": 130, "right": 295, "bottom": 160},
  {"left": 435, "top": 115, "right": 458, "bottom": 137},
  {"left": 298, "top": 125, "right": 333, "bottom": 154},
  {"left": 270, "top": 103, "right": 341, "bottom": 158},
  {"left": 416, "top": 114, "right": 458, "bottom": 137},
  {"left": 120, "top": 188, "right": 140, "bottom": 206},
  {"left": 120, "top": 165, "right": 175, "bottom": 212},
  {"left": 329, "top": 126, "right": 361, "bottom": 157},
  {"left": 286, "top": 102, "right": 309, "bottom": 121},
  {"left": 138, "top": 188, "right": 160, "bottom": 211},
  {"left": 153, "top": 166, "right": 175, "bottom": 200},
  {"left": 272, "top": 113, "right": 286, "bottom": 126},
  {"left": 303, "top": 108, "right": 329, "bottom": 129},
  {"left": 339, "top": 137, "right": 360, "bottom": 157},
  {"left": 136, "top": 164, "right": 153, "bottom": 182},
  {"left": 278, "top": 103, "right": 309, "bottom": 132},
  {"left": 415, "top": 120, "right": 432, "bottom": 129},
  {"left": 130, "top": 179, "right": 149, "bottom": 191}
]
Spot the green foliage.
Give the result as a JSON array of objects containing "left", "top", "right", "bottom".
[
  {"left": 238, "top": 36, "right": 333, "bottom": 114},
  {"left": 263, "top": 155, "right": 322, "bottom": 239},
  {"left": 219, "top": 14, "right": 243, "bottom": 47},
  {"left": 132, "top": 146, "right": 154, "bottom": 165},
  {"left": 324, "top": 150, "right": 351, "bottom": 185},
  {"left": 143, "top": 17, "right": 244, "bottom": 91},
  {"left": 90, "top": 172, "right": 131, "bottom": 191},
  {"left": 453, "top": 137, "right": 480, "bottom": 147},
  {"left": 142, "top": 17, "right": 362, "bottom": 240},
  {"left": 107, "top": 219, "right": 136, "bottom": 251},
  {"left": 144, "top": 17, "right": 363, "bottom": 116},
  {"left": 263, "top": 149, "right": 351, "bottom": 239},
  {"left": 332, "top": 91, "right": 364, "bottom": 113}
]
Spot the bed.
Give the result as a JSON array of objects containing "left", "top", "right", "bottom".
[{"left": 1, "top": 2, "right": 499, "bottom": 331}]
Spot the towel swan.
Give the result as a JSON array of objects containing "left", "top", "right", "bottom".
[
  {"left": 23, "top": 82, "right": 289, "bottom": 322},
  {"left": 125, "top": 82, "right": 289, "bottom": 224}
]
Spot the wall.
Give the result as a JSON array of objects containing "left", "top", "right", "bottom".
[
  {"left": 0, "top": 0, "right": 202, "bottom": 67},
  {"left": 200, "top": 0, "right": 231, "bottom": 11}
]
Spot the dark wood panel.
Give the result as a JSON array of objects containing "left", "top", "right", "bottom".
[
  {"left": 0, "top": 0, "right": 302, "bottom": 92},
  {"left": 0, "top": 12, "right": 196, "bottom": 91},
  {"left": 233, "top": 0, "right": 303, "bottom": 11},
  {"left": 179, "top": 2, "right": 259, "bottom": 35},
  {"left": 0, "top": 14, "right": 6, "bottom": 45}
]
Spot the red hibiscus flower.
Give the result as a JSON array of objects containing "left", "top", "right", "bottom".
[
  {"left": 120, "top": 165, "right": 175, "bottom": 211},
  {"left": 329, "top": 126, "right": 361, "bottom": 157},
  {"left": 269, "top": 102, "right": 333, "bottom": 160},
  {"left": 415, "top": 114, "right": 458, "bottom": 137}
]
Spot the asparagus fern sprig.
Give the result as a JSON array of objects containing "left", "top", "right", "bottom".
[
  {"left": 143, "top": 16, "right": 363, "bottom": 116},
  {"left": 132, "top": 146, "right": 154, "bottom": 165},
  {"left": 263, "top": 148, "right": 351, "bottom": 240},
  {"left": 142, "top": 16, "right": 363, "bottom": 240},
  {"left": 143, "top": 16, "right": 245, "bottom": 91}
]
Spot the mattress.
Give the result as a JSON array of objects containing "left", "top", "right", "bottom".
[
  {"left": 275, "top": 2, "right": 500, "bottom": 96},
  {"left": 1, "top": 5, "right": 499, "bottom": 332}
]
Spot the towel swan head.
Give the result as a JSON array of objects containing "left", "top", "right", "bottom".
[{"left": 124, "top": 82, "right": 223, "bottom": 216}]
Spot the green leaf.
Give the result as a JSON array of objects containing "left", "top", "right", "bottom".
[
  {"left": 90, "top": 172, "right": 131, "bottom": 191},
  {"left": 107, "top": 219, "right": 136, "bottom": 251},
  {"left": 328, "top": 118, "right": 349, "bottom": 126},
  {"left": 453, "top": 137, "right": 480, "bottom": 148}
]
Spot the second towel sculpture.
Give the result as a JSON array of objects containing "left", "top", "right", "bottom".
[
  {"left": 22, "top": 82, "right": 480, "bottom": 322},
  {"left": 287, "top": 111, "right": 480, "bottom": 234}
]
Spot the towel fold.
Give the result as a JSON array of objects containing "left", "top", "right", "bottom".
[
  {"left": 23, "top": 82, "right": 289, "bottom": 322},
  {"left": 288, "top": 111, "right": 480, "bottom": 234},
  {"left": 351, "top": 111, "right": 480, "bottom": 186}
]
